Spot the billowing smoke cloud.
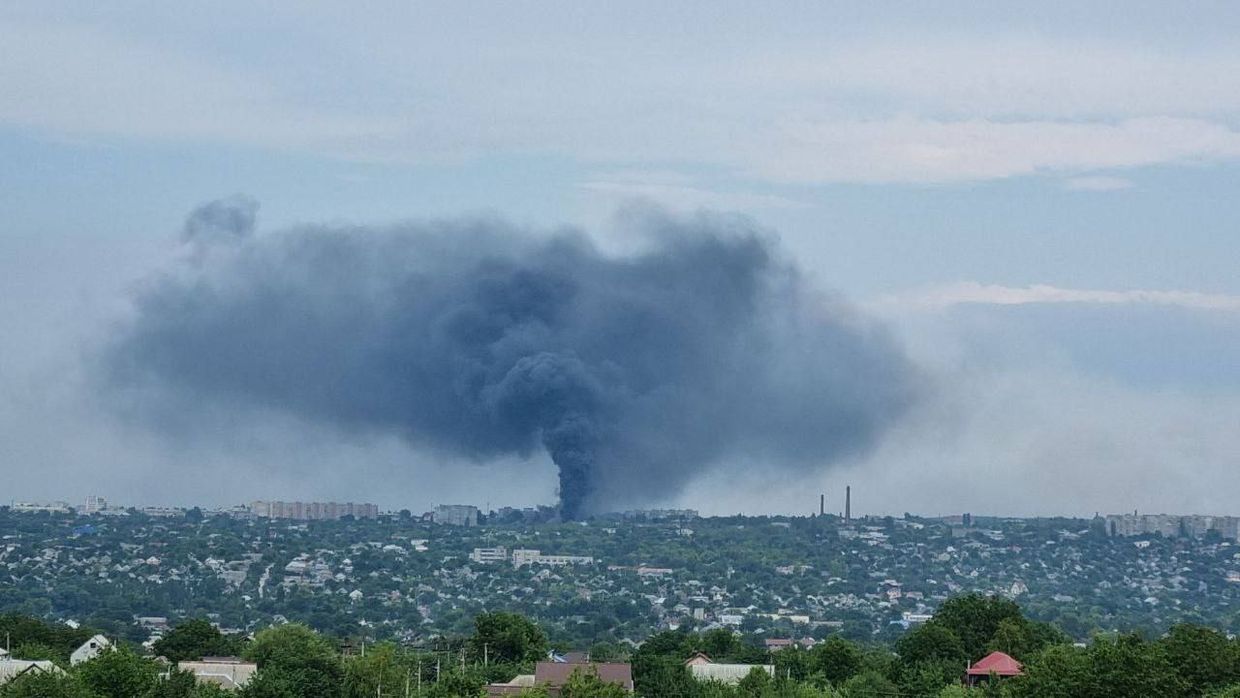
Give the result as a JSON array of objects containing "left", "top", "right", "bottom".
[
  {"left": 104, "top": 199, "right": 920, "bottom": 518},
  {"left": 181, "top": 195, "right": 259, "bottom": 246}
]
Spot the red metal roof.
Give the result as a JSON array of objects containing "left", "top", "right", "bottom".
[{"left": 966, "top": 651, "right": 1023, "bottom": 676}]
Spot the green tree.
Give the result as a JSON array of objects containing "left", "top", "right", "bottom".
[
  {"left": 736, "top": 666, "right": 773, "bottom": 695},
  {"left": 342, "top": 643, "right": 408, "bottom": 698},
  {"left": 986, "top": 617, "right": 1036, "bottom": 660},
  {"left": 0, "top": 614, "right": 95, "bottom": 662},
  {"left": 76, "top": 646, "right": 160, "bottom": 698},
  {"left": 1081, "top": 633, "right": 1187, "bottom": 698},
  {"left": 840, "top": 670, "right": 899, "bottom": 698},
  {"left": 700, "top": 628, "right": 741, "bottom": 660},
  {"left": 561, "top": 665, "right": 629, "bottom": 698},
  {"left": 0, "top": 670, "right": 99, "bottom": 698},
  {"left": 929, "top": 594, "right": 1023, "bottom": 661},
  {"left": 896, "top": 624, "right": 966, "bottom": 667},
  {"left": 468, "top": 612, "right": 549, "bottom": 666},
  {"left": 425, "top": 668, "right": 486, "bottom": 698},
  {"left": 241, "top": 624, "right": 342, "bottom": 698},
  {"left": 11, "top": 642, "right": 62, "bottom": 664},
  {"left": 811, "top": 637, "right": 864, "bottom": 685},
  {"left": 897, "top": 660, "right": 958, "bottom": 698},
  {"left": 1160, "top": 624, "right": 1240, "bottom": 696},
  {"left": 1008, "top": 643, "right": 1089, "bottom": 698},
  {"left": 153, "top": 619, "right": 243, "bottom": 662}
]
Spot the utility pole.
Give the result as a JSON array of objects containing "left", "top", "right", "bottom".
[{"left": 483, "top": 643, "right": 488, "bottom": 667}]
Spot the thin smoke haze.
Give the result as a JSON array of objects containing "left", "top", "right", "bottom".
[{"left": 102, "top": 199, "right": 921, "bottom": 518}]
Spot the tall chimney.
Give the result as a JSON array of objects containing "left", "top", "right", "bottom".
[
  {"left": 845, "top": 486, "right": 851, "bottom": 522},
  {"left": 819, "top": 494, "right": 825, "bottom": 516}
]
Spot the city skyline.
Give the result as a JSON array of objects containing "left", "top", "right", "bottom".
[{"left": 8, "top": 492, "right": 1240, "bottom": 527}]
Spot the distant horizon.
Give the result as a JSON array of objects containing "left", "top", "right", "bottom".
[{"left": 8, "top": 495, "right": 1237, "bottom": 522}]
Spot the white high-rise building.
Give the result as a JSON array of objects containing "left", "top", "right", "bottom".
[
  {"left": 82, "top": 496, "right": 108, "bottom": 514},
  {"left": 433, "top": 504, "right": 479, "bottom": 526}
]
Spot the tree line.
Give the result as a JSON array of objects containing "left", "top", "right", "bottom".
[{"left": 5, "top": 593, "right": 1240, "bottom": 697}]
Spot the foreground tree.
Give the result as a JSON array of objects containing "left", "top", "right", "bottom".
[
  {"left": 1008, "top": 644, "right": 1090, "bottom": 698},
  {"left": 839, "top": 670, "right": 899, "bottom": 698},
  {"left": 561, "top": 666, "right": 629, "bottom": 698},
  {"left": 76, "top": 646, "right": 160, "bottom": 698},
  {"left": 1160, "top": 623, "right": 1240, "bottom": 696},
  {"left": 896, "top": 624, "right": 966, "bottom": 667},
  {"left": 1081, "top": 633, "right": 1187, "bottom": 698},
  {"left": 241, "top": 624, "right": 342, "bottom": 698},
  {"left": 468, "top": 612, "right": 549, "bottom": 666},
  {"left": 341, "top": 643, "right": 409, "bottom": 698},
  {"left": 0, "top": 671, "right": 98, "bottom": 698},
  {"left": 928, "top": 594, "right": 1023, "bottom": 661},
  {"left": 810, "top": 637, "right": 863, "bottom": 686},
  {"left": 153, "top": 619, "right": 243, "bottom": 662}
]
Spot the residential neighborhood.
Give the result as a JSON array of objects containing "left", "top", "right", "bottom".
[{"left": 2, "top": 503, "right": 1239, "bottom": 652}]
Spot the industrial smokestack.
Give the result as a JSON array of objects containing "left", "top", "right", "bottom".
[
  {"left": 845, "top": 486, "right": 851, "bottom": 522},
  {"left": 819, "top": 493, "right": 825, "bottom": 516}
]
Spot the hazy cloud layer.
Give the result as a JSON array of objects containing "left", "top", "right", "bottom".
[
  {"left": 6, "top": 7, "right": 1240, "bottom": 184},
  {"left": 693, "top": 300, "right": 1240, "bottom": 517},
  {"left": 101, "top": 200, "right": 920, "bottom": 517},
  {"left": 875, "top": 282, "right": 1240, "bottom": 312}
]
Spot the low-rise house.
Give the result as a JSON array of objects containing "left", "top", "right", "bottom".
[
  {"left": 764, "top": 638, "right": 794, "bottom": 651},
  {"left": 965, "top": 651, "right": 1023, "bottom": 687},
  {"left": 487, "top": 661, "right": 633, "bottom": 696},
  {"left": 0, "top": 658, "right": 63, "bottom": 685},
  {"left": 685, "top": 654, "right": 775, "bottom": 685},
  {"left": 71, "top": 634, "right": 111, "bottom": 665},
  {"left": 178, "top": 657, "right": 258, "bottom": 690}
]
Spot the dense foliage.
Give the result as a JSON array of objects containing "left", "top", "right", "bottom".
[{"left": 3, "top": 600, "right": 1240, "bottom": 697}]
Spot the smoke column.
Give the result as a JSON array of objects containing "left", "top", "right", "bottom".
[{"left": 103, "top": 199, "right": 921, "bottom": 518}]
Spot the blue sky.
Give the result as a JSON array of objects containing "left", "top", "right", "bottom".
[{"left": 2, "top": 2, "right": 1238, "bottom": 515}]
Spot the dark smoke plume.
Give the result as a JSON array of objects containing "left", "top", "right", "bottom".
[{"left": 105, "top": 200, "right": 920, "bottom": 518}]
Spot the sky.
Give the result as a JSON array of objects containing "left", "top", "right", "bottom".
[{"left": 1, "top": 2, "right": 1238, "bottom": 517}]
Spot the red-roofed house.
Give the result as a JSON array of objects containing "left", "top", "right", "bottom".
[
  {"left": 965, "top": 651, "right": 1023, "bottom": 686},
  {"left": 764, "top": 638, "right": 794, "bottom": 651}
]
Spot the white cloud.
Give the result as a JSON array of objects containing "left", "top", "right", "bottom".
[
  {"left": 751, "top": 117, "right": 1240, "bottom": 184},
  {"left": 748, "top": 37, "right": 1240, "bottom": 119},
  {"left": 873, "top": 282, "right": 1240, "bottom": 312},
  {"left": 1063, "top": 176, "right": 1134, "bottom": 191},
  {"left": 578, "top": 175, "right": 806, "bottom": 212}
]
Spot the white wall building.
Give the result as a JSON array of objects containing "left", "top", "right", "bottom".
[
  {"left": 511, "top": 549, "right": 594, "bottom": 567},
  {"left": 81, "top": 496, "right": 108, "bottom": 514},
  {"left": 71, "top": 635, "right": 111, "bottom": 665},
  {"left": 470, "top": 547, "right": 508, "bottom": 563}
]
